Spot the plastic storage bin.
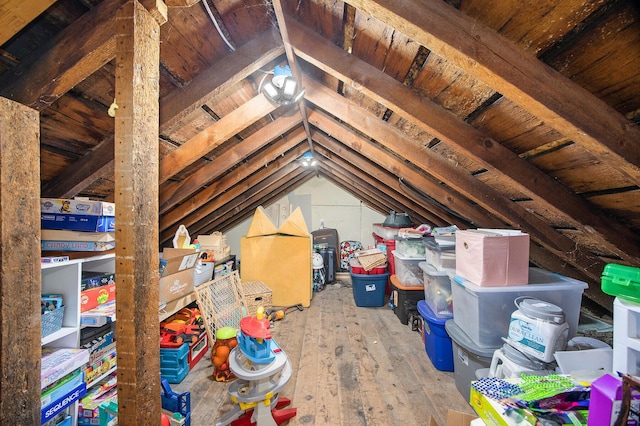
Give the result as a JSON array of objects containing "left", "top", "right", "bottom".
[
  {"left": 160, "top": 343, "right": 190, "bottom": 384},
  {"left": 451, "top": 267, "right": 588, "bottom": 348},
  {"left": 419, "top": 262, "right": 454, "bottom": 318},
  {"left": 373, "top": 224, "right": 401, "bottom": 240},
  {"left": 423, "top": 236, "right": 456, "bottom": 270},
  {"left": 350, "top": 272, "right": 389, "bottom": 307},
  {"left": 394, "top": 237, "right": 426, "bottom": 258},
  {"left": 445, "top": 320, "right": 496, "bottom": 403},
  {"left": 602, "top": 263, "right": 640, "bottom": 302},
  {"left": 389, "top": 274, "right": 424, "bottom": 325},
  {"left": 392, "top": 250, "right": 424, "bottom": 287},
  {"left": 417, "top": 300, "right": 454, "bottom": 371}
]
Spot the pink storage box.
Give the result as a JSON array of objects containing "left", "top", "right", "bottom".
[{"left": 455, "top": 229, "right": 530, "bottom": 286}]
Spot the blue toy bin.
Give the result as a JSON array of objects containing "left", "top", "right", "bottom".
[
  {"left": 417, "top": 300, "right": 454, "bottom": 372},
  {"left": 350, "top": 272, "right": 389, "bottom": 307}
]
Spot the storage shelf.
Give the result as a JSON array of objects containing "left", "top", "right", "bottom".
[
  {"left": 86, "top": 365, "right": 117, "bottom": 389},
  {"left": 41, "top": 327, "right": 76, "bottom": 346}
]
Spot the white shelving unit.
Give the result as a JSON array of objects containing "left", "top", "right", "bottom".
[{"left": 41, "top": 253, "right": 116, "bottom": 426}]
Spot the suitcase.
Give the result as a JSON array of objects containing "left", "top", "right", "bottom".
[{"left": 312, "top": 228, "right": 339, "bottom": 282}]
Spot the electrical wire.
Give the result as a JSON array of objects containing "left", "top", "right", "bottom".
[
  {"left": 202, "top": 0, "right": 236, "bottom": 52},
  {"left": 398, "top": 177, "right": 465, "bottom": 220}
]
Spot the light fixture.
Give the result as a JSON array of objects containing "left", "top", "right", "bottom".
[
  {"left": 298, "top": 151, "right": 318, "bottom": 167},
  {"left": 261, "top": 65, "right": 305, "bottom": 106}
]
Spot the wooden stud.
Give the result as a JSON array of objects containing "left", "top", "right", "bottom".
[
  {"left": 113, "top": 1, "right": 162, "bottom": 423},
  {"left": 0, "top": 97, "right": 40, "bottom": 424}
]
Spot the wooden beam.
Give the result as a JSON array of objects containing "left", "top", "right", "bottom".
[
  {"left": 271, "top": 0, "right": 314, "bottom": 154},
  {"left": 0, "top": 0, "right": 128, "bottom": 110},
  {"left": 159, "top": 112, "right": 302, "bottom": 213},
  {"left": 0, "top": 0, "right": 57, "bottom": 46},
  {"left": 113, "top": 1, "right": 161, "bottom": 423},
  {"left": 159, "top": 94, "right": 276, "bottom": 184},
  {"left": 287, "top": 16, "right": 640, "bottom": 264},
  {"left": 0, "top": 98, "right": 40, "bottom": 425},
  {"left": 343, "top": 0, "right": 640, "bottom": 181}
]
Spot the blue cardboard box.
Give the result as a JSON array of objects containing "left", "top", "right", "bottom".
[{"left": 42, "top": 214, "right": 115, "bottom": 232}]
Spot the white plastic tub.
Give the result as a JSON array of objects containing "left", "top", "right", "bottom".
[{"left": 451, "top": 267, "right": 588, "bottom": 348}]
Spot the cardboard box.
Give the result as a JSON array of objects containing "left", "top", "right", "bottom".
[
  {"left": 159, "top": 248, "right": 199, "bottom": 276},
  {"left": 81, "top": 283, "right": 116, "bottom": 312},
  {"left": 455, "top": 229, "right": 530, "bottom": 286},
  {"left": 429, "top": 409, "right": 479, "bottom": 426},
  {"left": 41, "top": 198, "right": 115, "bottom": 216},
  {"left": 41, "top": 240, "right": 115, "bottom": 252},
  {"left": 41, "top": 214, "right": 115, "bottom": 232},
  {"left": 158, "top": 248, "right": 198, "bottom": 304},
  {"left": 241, "top": 206, "right": 312, "bottom": 307},
  {"left": 42, "top": 229, "right": 115, "bottom": 243},
  {"left": 588, "top": 373, "right": 640, "bottom": 425}
]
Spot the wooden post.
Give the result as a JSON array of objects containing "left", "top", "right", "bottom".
[
  {"left": 114, "top": 1, "right": 161, "bottom": 423},
  {"left": 0, "top": 97, "right": 40, "bottom": 424}
]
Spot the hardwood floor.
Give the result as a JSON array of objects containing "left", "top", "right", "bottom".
[{"left": 174, "top": 275, "right": 475, "bottom": 425}]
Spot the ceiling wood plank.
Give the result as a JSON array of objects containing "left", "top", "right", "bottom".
[
  {"left": 343, "top": 0, "right": 640, "bottom": 182},
  {"left": 0, "top": 0, "right": 57, "bottom": 46},
  {"left": 0, "top": 0, "right": 128, "bottom": 110},
  {"left": 288, "top": 17, "right": 640, "bottom": 264},
  {"left": 159, "top": 112, "right": 302, "bottom": 212},
  {"left": 159, "top": 94, "right": 276, "bottom": 183},
  {"left": 159, "top": 29, "right": 284, "bottom": 133}
]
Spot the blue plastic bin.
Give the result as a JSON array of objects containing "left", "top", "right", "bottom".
[
  {"left": 350, "top": 272, "right": 389, "bottom": 307},
  {"left": 417, "top": 300, "right": 454, "bottom": 371}
]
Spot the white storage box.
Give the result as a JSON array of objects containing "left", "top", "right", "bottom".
[
  {"left": 392, "top": 250, "right": 424, "bottom": 287},
  {"left": 420, "top": 261, "right": 454, "bottom": 318},
  {"left": 451, "top": 267, "right": 588, "bottom": 348}
]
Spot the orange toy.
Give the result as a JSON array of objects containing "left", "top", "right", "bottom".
[{"left": 211, "top": 326, "right": 238, "bottom": 382}]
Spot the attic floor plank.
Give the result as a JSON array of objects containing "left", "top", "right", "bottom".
[{"left": 173, "top": 277, "right": 475, "bottom": 425}]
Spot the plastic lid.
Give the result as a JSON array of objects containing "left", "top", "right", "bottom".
[
  {"left": 501, "top": 341, "right": 546, "bottom": 369},
  {"left": 391, "top": 250, "right": 424, "bottom": 261},
  {"left": 416, "top": 300, "right": 446, "bottom": 325},
  {"left": 451, "top": 268, "right": 588, "bottom": 292},
  {"left": 516, "top": 297, "right": 565, "bottom": 324},
  {"left": 418, "top": 261, "right": 453, "bottom": 277},
  {"left": 444, "top": 319, "right": 497, "bottom": 358}
]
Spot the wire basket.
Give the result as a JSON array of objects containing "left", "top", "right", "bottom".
[
  {"left": 194, "top": 271, "right": 246, "bottom": 344},
  {"left": 42, "top": 306, "right": 65, "bottom": 338}
]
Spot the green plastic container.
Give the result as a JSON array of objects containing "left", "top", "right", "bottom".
[{"left": 601, "top": 263, "right": 640, "bottom": 302}]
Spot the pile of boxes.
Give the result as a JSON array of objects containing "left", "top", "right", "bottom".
[{"left": 41, "top": 198, "right": 115, "bottom": 252}]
